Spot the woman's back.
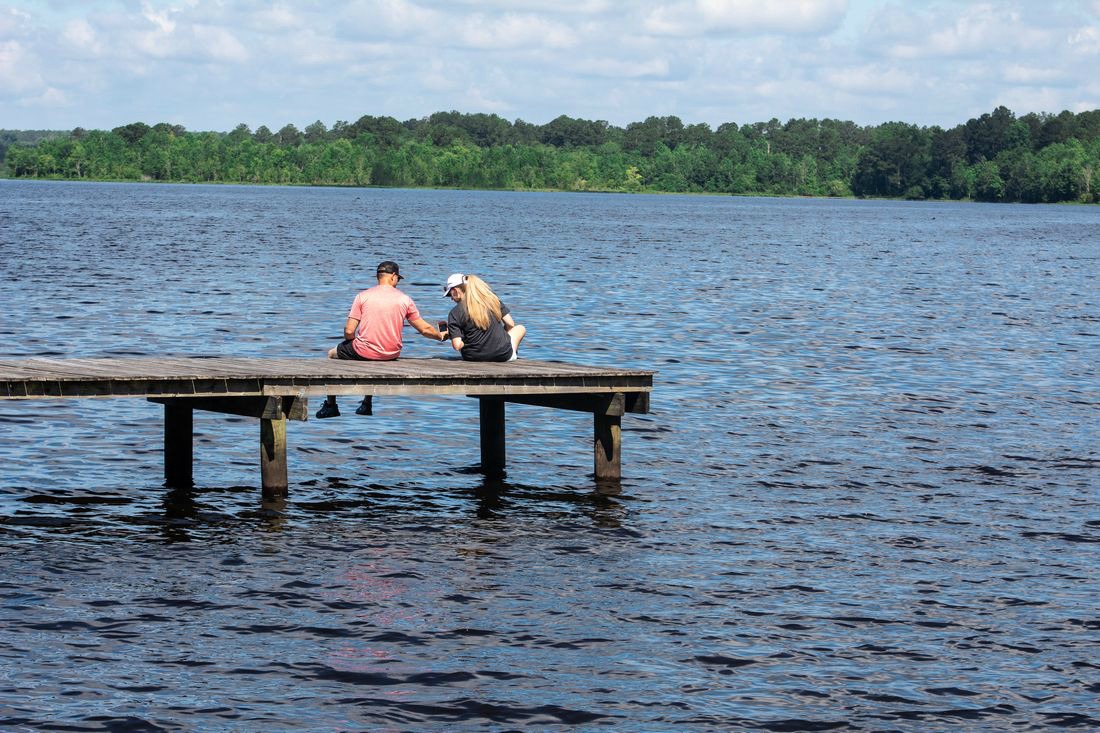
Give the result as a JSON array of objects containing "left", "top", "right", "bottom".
[
  {"left": 447, "top": 299, "right": 514, "bottom": 361},
  {"left": 444, "top": 274, "right": 526, "bottom": 362}
]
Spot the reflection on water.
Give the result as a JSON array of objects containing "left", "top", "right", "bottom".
[{"left": 0, "top": 181, "right": 1097, "bottom": 730}]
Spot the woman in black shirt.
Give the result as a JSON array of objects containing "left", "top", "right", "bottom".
[{"left": 443, "top": 273, "right": 526, "bottom": 361}]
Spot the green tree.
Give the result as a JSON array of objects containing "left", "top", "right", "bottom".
[
  {"left": 972, "top": 160, "right": 1005, "bottom": 201},
  {"left": 540, "top": 115, "right": 609, "bottom": 148},
  {"left": 623, "top": 116, "right": 685, "bottom": 155},
  {"left": 348, "top": 115, "right": 403, "bottom": 147},
  {"left": 227, "top": 123, "right": 251, "bottom": 143},
  {"left": 1034, "top": 110, "right": 1077, "bottom": 148},
  {"left": 112, "top": 122, "right": 151, "bottom": 145},
  {"left": 964, "top": 106, "right": 1028, "bottom": 162},
  {"left": 275, "top": 124, "right": 302, "bottom": 146},
  {"left": 852, "top": 122, "right": 931, "bottom": 198},
  {"left": 996, "top": 148, "right": 1043, "bottom": 202},
  {"left": 304, "top": 120, "right": 328, "bottom": 144},
  {"left": 1037, "top": 139, "right": 1088, "bottom": 202}
]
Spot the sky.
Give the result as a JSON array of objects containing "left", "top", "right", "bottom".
[{"left": 2, "top": 0, "right": 1099, "bottom": 133}]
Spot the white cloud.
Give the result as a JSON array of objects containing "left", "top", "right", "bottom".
[
  {"left": 1068, "top": 25, "right": 1100, "bottom": 54},
  {"left": 141, "top": 2, "right": 177, "bottom": 34},
  {"left": 194, "top": 24, "right": 249, "bottom": 62},
  {"left": 1002, "top": 64, "right": 1069, "bottom": 86},
  {"left": 121, "top": 8, "right": 250, "bottom": 64},
  {"left": 16, "top": 86, "right": 68, "bottom": 108},
  {"left": 820, "top": 63, "right": 920, "bottom": 95},
  {"left": 0, "top": 7, "right": 31, "bottom": 37},
  {"left": 574, "top": 56, "right": 671, "bottom": 79},
  {"left": 254, "top": 5, "right": 300, "bottom": 31},
  {"left": 645, "top": 0, "right": 849, "bottom": 36},
  {"left": 425, "top": 0, "right": 614, "bottom": 13},
  {"left": 420, "top": 58, "right": 455, "bottom": 93},
  {"left": 866, "top": 3, "right": 1059, "bottom": 60},
  {"left": 454, "top": 13, "right": 577, "bottom": 50},
  {"left": 996, "top": 87, "right": 1068, "bottom": 117},
  {"left": 272, "top": 30, "right": 359, "bottom": 66},
  {"left": 0, "top": 39, "right": 41, "bottom": 94},
  {"left": 338, "top": 0, "right": 440, "bottom": 40},
  {"left": 922, "top": 6, "right": 1013, "bottom": 55},
  {"left": 62, "top": 19, "right": 102, "bottom": 55},
  {"left": 462, "top": 84, "right": 512, "bottom": 113}
]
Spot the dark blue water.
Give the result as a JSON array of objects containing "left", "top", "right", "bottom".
[{"left": 1, "top": 180, "right": 1097, "bottom": 731}]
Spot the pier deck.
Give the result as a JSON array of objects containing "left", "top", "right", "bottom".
[{"left": 0, "top": 357, "right": 654, "bottom": 496}]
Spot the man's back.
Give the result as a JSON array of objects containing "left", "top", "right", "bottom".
[{"left": 349, "top": 284, "right": 421, "bottom": 359}]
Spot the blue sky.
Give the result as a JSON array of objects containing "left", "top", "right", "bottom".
[{"left": 2, "top": 0, "right": 1099, "bottom": 132}]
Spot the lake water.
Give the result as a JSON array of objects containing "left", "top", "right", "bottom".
[{"left": 0, "top": 180, "right": 1097, "bottom": 731}]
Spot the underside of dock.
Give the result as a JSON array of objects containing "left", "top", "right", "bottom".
[{"left": 0, "top": 357, "right": 654, "bottom": 496}]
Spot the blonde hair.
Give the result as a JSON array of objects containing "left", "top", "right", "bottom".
[{"left": 461, "top": 275, "right": 502, "bottom": 330}]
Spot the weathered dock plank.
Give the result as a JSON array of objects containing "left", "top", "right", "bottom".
[
  {"left": 0, "top": 357, "right": 650, "bottom": 386},
  {"left": 0, "top": 357, "right": 654, "bottom": 496}
]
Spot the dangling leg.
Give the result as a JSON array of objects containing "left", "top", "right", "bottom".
[
  {"left": 508, "top": 324, "right": 526, "bottom": 359},
  {"left": 316, "top": 345, "right": 341, "bottom": 418}
]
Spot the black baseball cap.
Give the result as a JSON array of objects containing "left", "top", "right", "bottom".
[{"left": 376, "top": 260, "right": 404, "bottom": 280}]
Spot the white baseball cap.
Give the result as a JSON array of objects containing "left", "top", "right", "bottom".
[{"left": 443, "top": 273, "right": 466, "bottom": 295}]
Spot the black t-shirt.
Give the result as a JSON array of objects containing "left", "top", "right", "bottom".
[{"left": 447, "top": 301, "right": 513, "bottom": 361}]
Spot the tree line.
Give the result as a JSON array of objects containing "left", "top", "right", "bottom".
[{"left": 3, "top": 106, "right": 1099, "bottom": 203}]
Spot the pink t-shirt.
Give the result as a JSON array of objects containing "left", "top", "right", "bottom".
[{"left": 348, "top": 284, "right": 422, "bottom": 360}]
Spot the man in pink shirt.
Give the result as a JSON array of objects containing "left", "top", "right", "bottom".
[{"left": 317, "top": 260, "right": 445, "bottom": 418}]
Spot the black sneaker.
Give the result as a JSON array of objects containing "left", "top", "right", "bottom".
[
  {"left": 355, "top": 397, "right": 373, "bottom": 416},
  {"left": 315, "top": 401, "right": 340, "bottom": 419}
]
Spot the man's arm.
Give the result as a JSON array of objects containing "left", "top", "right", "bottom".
[
  {"left": 409, "top": 317, "right": 445, "bottom": 341},
  {"left": 343, "top": 318, "right": 359, "bottom": 341}
]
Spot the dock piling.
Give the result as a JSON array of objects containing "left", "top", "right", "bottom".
[
  {"left": 479, "top": 397, "right": 506, "bottom": 477},
  {"left": 594, "top": 410, "right": 622, "bottom": 482},
  {"left": 260, "top": 414, "right": 288, "bottom": 498},
  {"left": 163, "top": 402, "right": 193, "bottom": 488}
]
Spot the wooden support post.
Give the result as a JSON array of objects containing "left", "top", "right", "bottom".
[
  {"left": 164, "top": 402, "right": 193, "bottom": 487},
  {"left": 474, "top": 392, "right": 634, "bottom": 484},
  {"left": 479, "top": 397, "right": 506, "bottom": 477},
  {"left": 260, "top": 395, "right": 290, "bottom": 498},
  {"left": 260, "top": 415, "right": 288, "bottom": 498},
  {"left": 156, "top": 396, "right": 299, "bottom": 497},
  {"left": 594, "top": 404, "right": 622, "bottom": 483}
]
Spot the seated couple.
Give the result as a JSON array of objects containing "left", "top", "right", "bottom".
[{"left": 316, "top": 260, "right": 527, "bottom": 418}]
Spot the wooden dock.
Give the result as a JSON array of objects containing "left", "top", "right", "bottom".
[{"left": 0, "top": 357, "right": 653, "bottom": 496}]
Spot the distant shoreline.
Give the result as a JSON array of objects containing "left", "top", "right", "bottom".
[{"left": 4, "top": 174, "right": 1089, "bottom": 206}]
